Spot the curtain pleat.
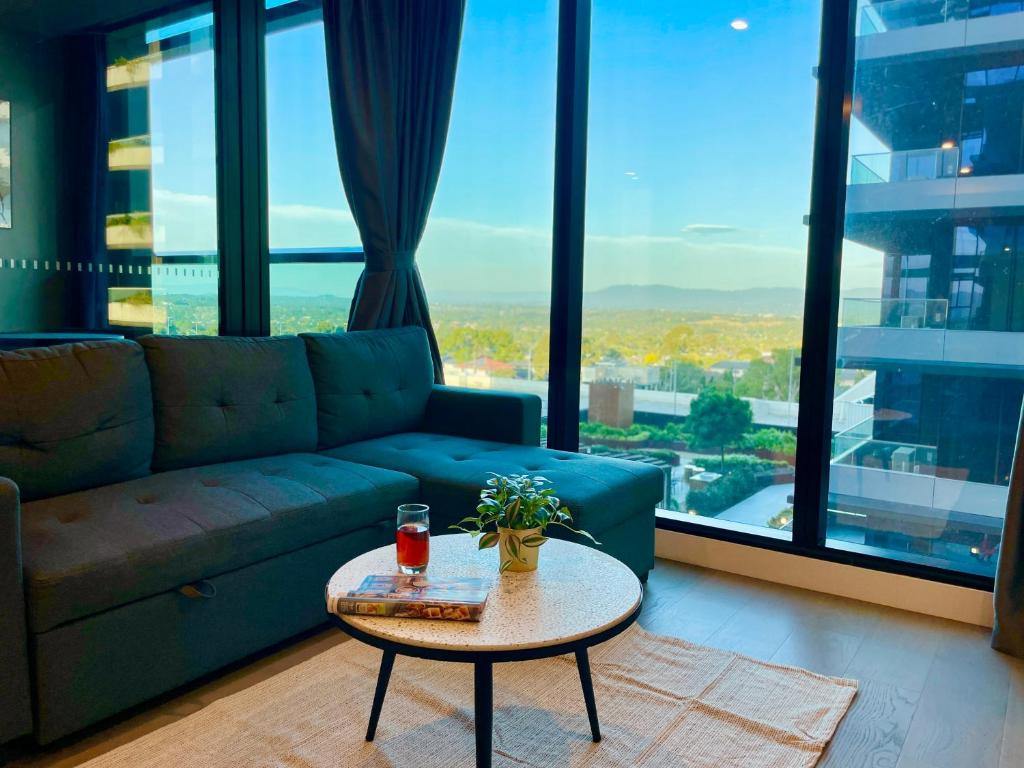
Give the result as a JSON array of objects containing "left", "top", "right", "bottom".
[
  {"left": 63, "top": 34, "right": 109, "bottom": 330},
  {"left": 323, "top": 0, "right": 466, "bottom": 382}
]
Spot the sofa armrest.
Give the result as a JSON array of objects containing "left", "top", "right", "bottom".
[
  {"left": 0, "top": 477, "right": 32, "bottom": 744},
  {"left": 421, "top": 386, "right": 541, "bottom": 446}
]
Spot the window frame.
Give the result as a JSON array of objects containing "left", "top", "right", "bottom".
[{"left": 549, "top": 0, "right": 996, "bottom": 592}]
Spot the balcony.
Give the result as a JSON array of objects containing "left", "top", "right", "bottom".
[
  {"left": 856, "top": 2, "right": 1024, "bottom": 61},
  {"left": 846, "top": 147, "right": 1024, "bottom": 217},
  {"left": 832, "top": 416, "right": 940, "bottom": 477},
  {"left": 837, "top": 298, "right": 1024, "bottom": 369},
  {"left": 829, "top": 414, "right": 1007, "bottom": 535},
  {"left": 829, "top": 462, "right": 1008, "bottom": 533},
  {"left": 842, "top": 297, "right": 948, "bottom": 329},
  {"left": 106, "top": 54, "right": 157, "bottom": 92},
  {"left": 858, "top": 1, "right": 967, "bottom": 37},
  {"left": 850, "top": 147, "right": 960, "bottom": 185},
  {"left": 108, "top": 136, "right": 152, "bottom": 172}
]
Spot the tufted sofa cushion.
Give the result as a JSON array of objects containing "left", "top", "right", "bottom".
[
  {"left": 322, "top": 432, "right": 665, "bottom": 536},
  {"left": 141, "top": 335, "right": 318, "bottom": 472},
  {"left": 301, "top": 327, "right": 434, "bottom": 449},
  {"left": 20, "top": 454, "right": 418, "bottom": 632},
  {"left": 0, "top": 341, "right": 154, "bottom": 502}
]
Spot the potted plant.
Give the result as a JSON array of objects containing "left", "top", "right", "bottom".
[{"left": 451, "top": 473, "right": 598, "bottom": 573}]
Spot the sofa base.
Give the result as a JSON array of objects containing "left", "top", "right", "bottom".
[
  {"left": 29, "top": 511, "right": 654, "bottom": 744},
  {"left": 545, "top": 506, "right": 656, "bottom": 582},
  {"left": 31, "top": 522, "right": 392, "bottom": 744}
]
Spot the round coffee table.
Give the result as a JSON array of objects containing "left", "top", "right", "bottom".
[{"left": 326, "top": 533, "right": 642, "bottom": 768}]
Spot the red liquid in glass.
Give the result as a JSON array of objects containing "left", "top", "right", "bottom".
[{"left": 396, "top": 523, "right": 429, "bottom": 570}]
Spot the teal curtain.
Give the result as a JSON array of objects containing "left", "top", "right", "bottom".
[
  {"left": 994, "top": 404, "right": 1024, "bottom": 657},
  {"left": 63, "top": 33, "right": 109, "bottom": 330},
  {"left": 322, "top": 0, "right": 466, "bottom": 383}
]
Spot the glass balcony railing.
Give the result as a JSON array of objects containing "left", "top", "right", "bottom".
[
  {"left": 832, "top": 437, "right": 940, "bottom": 476},
  {"left": 858, "top": 1, "right": 1024, "bottom": 36},
  {"left": 841, "top": 297, "right": 949, "bottom": 329},
  {"left": 850, "top": 147, "right": 960, "bottom": 184},
  {"left": 858, "top": 1, "right": 966, "bottom": 36},
  {"left": 831, "top": 415, "right": 939, "bottom": 476}
]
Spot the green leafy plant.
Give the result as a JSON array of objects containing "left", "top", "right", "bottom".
[
  {"left": 451, "top": 473, "right": 599, "bottom": 572},
  {"left": 686, "top": 454, "right": 789, "bottom": 515},
  {"left": 106, "top": 211, "right": 153, "bottom": 237},
  {"left": 741, "top": 428, "right": 797, "bottom": 457},
  {"left": 109, "top": 135, "right": 151, "bottom": 151}
]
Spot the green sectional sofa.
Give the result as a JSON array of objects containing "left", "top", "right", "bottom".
[{"left": 0, "top": 327, "right": 662, "bottom": 745}]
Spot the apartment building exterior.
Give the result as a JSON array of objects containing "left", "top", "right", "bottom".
[{"left": 829, "top": 0, "right": 1024, "bottom": 573}]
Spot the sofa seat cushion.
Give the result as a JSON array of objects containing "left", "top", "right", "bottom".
[
  {"left": 322, "top": 433, "right": 665, "bottom": 535},
  {"left": 21, "top": 454, "right": 417, "bottom": 633}
]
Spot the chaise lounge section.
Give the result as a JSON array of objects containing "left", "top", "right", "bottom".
[{"left": 0, "top": 327, "right": 662, "bottom": 745}]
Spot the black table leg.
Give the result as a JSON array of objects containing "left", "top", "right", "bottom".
[
  {"left": 365, "top": 649, "right": 396, "bottom": 742},
  {"left": 474, "top": 662, "right": 493, "bottom": 768},
  {"left": 576, "top": 648, "right": 601, "bottom": 742}
]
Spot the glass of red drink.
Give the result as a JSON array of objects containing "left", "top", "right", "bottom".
[{"left": 396, "top": 503, "right": 430, "bottom": 574}]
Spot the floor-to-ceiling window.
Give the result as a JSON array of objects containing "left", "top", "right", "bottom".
[
  {"left": 105, "top": 5, "right": 219, "bottom": 334},
  {"left": 827, "top": 0, "right": 1024, "bottom": 576},
  {"left": 581, "top": 1, "right": 822, "bottom": 526},
  {"left": 80, "top": 0, "right": 1020, "bottom": 587},
  {"left": 265, "top": 0, "right": 361, "bottom": 334},
  {"left": 420, "top": 0, "right": 557, "bottom": 434}
]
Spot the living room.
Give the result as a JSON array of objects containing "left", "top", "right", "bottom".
[{"left": 0, "top": 0, "right": 1022, "bottom": 766}]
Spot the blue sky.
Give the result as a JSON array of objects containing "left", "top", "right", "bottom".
[{"left": 148, "top": 0, "right": 883, "bottom": 298}]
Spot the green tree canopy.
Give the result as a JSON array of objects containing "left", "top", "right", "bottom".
[
  {"left": 734, "top": 348, "right": 800, "bottom": 402},
  {"left": 687, "top": 387, "right": 753, "bottom": 469}
]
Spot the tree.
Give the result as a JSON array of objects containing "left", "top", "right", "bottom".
[
  {"left": 687, "top": 387, "right": 753, "bottom": 470},
  {"left": 734, "top": 348, "right": 800, "bottom": 402},
  {"left": 659, "top": 360, "right": 708, "bottom": 394}
]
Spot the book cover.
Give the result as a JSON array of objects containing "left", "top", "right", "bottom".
[{"left": 331, "top": 574, "right": 491, "bottom": 622}]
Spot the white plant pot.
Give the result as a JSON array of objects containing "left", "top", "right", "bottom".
[{"left": 498, "top": 526, "right": 542, "bottom": 573}]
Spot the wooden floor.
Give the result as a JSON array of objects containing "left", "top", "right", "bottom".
[{"left": 9, "top": 558, "right": 1024, "bottom": 767}]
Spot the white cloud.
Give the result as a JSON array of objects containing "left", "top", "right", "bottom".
[
  {"left": 151, "top": 190, "right": 360, "bottom": 252},
  {"left": 680, "top": 224, "right": 739, "bottom": 235},
  {"left": 267, "top": 202, "right": 355, "bottom": 225}
]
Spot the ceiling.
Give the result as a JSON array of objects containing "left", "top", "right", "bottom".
[{"left": 0, "top": 0, "right": 177, "bottom": 39}]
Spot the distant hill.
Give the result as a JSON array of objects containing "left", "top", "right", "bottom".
[
  {"left": 584, "top": 285, "right": 807, "bottom": 314},
  {"left": 427, "top": 284, "right": 880, "bottom": 314}
]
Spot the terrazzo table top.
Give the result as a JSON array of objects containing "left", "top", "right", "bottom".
[{"left": 326, "top": 533, "right": 642, "bottom": 652}]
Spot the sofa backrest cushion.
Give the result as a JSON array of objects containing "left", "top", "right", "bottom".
[
  {"left": 141, "top": 335, "right": 318, "bottom": 471},
  {"left": 301, "top": 327, "right": 434, "bottom": 449},
  {"left": 0, "top": 340, "right": 154, "bottom": 501}
]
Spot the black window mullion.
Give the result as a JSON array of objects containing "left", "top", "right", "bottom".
[
  {"left": 546, "top": 0, "right": 591, "bottom": 451},
  {"left": 241, "top": 0, "right": 270, "bottom": 336},
  {"left": 215, "top": 0, "right": 245, "bottom": 335},
  {"left": 214, "top": 0, "right": 268, "bottom": 337},
  {"left": 792, "top": 0, "right": 858, "bottom": 548}
]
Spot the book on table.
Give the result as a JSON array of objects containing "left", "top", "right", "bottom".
[{"left": 331, "top": 574, "right": 491, "bottom": 622}]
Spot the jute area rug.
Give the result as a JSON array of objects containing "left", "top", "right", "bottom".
[{"left": 83, "top": 626, "right": 857, "bottom": 768}]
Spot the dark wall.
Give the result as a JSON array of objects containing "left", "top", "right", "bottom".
[{"left": 0, "top": 28, "right": 74, "bottom": 331}]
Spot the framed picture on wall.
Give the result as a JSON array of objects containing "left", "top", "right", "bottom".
[{"left": 0, "top": 99, "right": 10, "bottom": 229}]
